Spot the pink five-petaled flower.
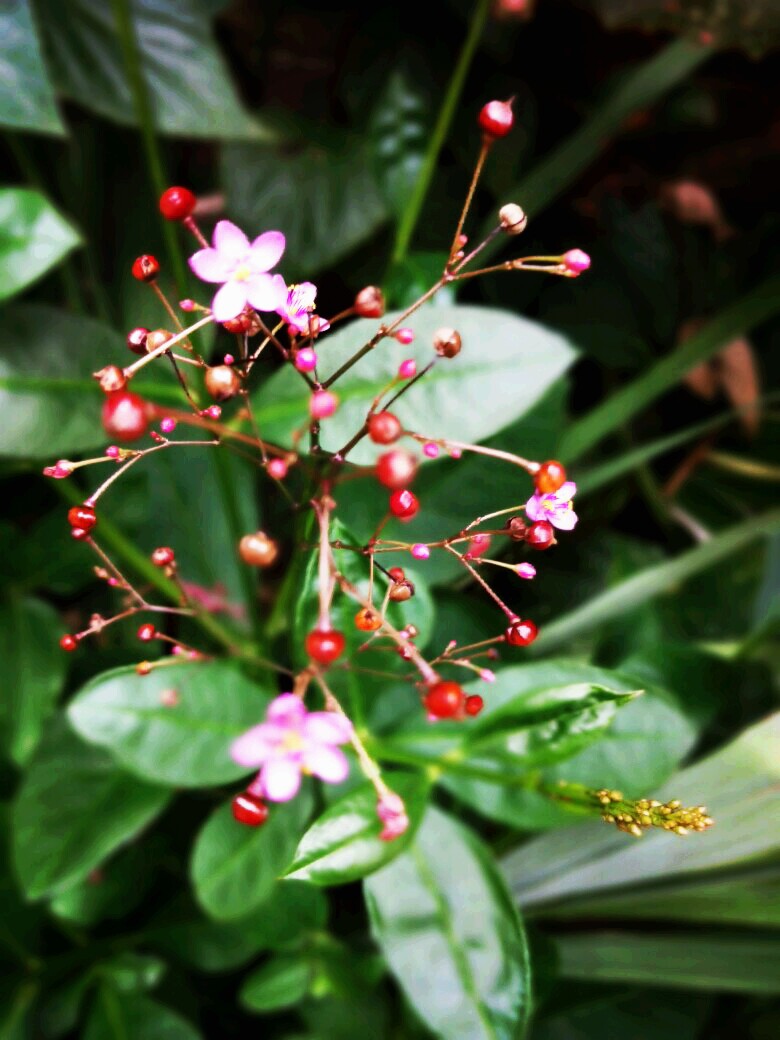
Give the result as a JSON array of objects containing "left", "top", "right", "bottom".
[
  {"left": 277, "top": 282, "right": 329, "bottom": 335},
  {"left": 188, "top": 220, "right": 287, "bottom": 322},
  {"left": 230, "top": 693, "right": 352, "bottom": 802},
  {"left": 525, "top": 481, "right": 578, "bottom": 531}
]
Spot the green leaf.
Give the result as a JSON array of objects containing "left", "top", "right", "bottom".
[
  {"left": 12, "top": 717, "right": 170, "bottom": 900},
  {"left": 36, "top": 0, "right": 267, "bottom": 140},
  {"left": 368, "top": 69, "right": 428, "bottom": 220},
  {"left": 365, "top": 806, "right": 531, "bottom": 1040},
  {"left": 82, "top": 989, "right": 202, "bottom": 1040},
  {"left": 240, "top": 955, "right": 312, "bottom": 1013},
  {"left": 384, "top": 251, "right": 454, "bottom": 309},
  {"left": 0, "top": 596, "right": 67, "bottom": 765},
  {"left": 255, "top": 305, "right": 575, "bottom": 465},
  {"left": 97, "top": 952, "right": 166, "bottom": 993},
  {"left": 0, "top": 1, "right": 64, "bottom": 135},
  {"left": 285, "top": 775, "right": 430, "bottom": 886},
  {"left": 532, "top": 510, "right": 780, "bottom": 654},
  {"left": 50, "top": 842, "right": 154, "bottom": 926},
  {"left": 532, "top": 989, "right": 709, "bottom": 1040},
  {"left": 190, "top": 790, "right": 313, "bottom": 920},
  {"left": 224, "top": 132, "right": 388, "bottom": 275},
  {"left": 68, "top": 661, "right": 270, "bottom": 788},
  {"left": 0, "top": 189, "right": 79, "bottom": 302},
  {"left": 554, "top": 930, "right": 780, "bottom": 994}
]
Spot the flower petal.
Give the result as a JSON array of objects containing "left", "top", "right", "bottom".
[
  {"left": 267, "top": 693, "right": 307, "bottom": 726},
  {"left": 525, "top": 493, "right": 544, "bottom": 521},
  {"left": 213, "top": 219, "right": 249, "bottom": 259},
  {"left": 246, "top": 273, "right": 287, "bottom": 312},
  {"left": 556, "top": 481, "right": 577, "bottom": 503},
  {"left": 211, "top": 280, "right": 248, "bottom": 321},
  {"left": 303, "top": 744, "right": 349, "bottom": 784},
  {"left": 303, "top": 712, "right": 353, "bottom": 745},
  {"left": 551, "top": 507, "right": 578, "bottom": 531},
  {"left": 260, "top": 757, "right": 302, "bottom": 802},
  {"left": 230, "top": 723, "right": 277, "bottom": 768},
  {"left": 248, "top": 230, "right": 286, "bottom": 272},
  {"left": 188, "top": 247, "right": 233, "bottom": 283}
]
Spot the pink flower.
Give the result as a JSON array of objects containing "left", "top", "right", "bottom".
[
  {"left": 277, "top": 282, "right": 329, "bottom": 335},
  {"left": 188, "top": 220, "right": 287, "bottom": 322},
  {"left": 377, "top": 791, "right": 409, "bottom": 842},
  {"left": 231, "top": 694, "right": 352, "bottom": 802},
  {"left": 525, "top": 481, "right": 578, "bottom": 531}
]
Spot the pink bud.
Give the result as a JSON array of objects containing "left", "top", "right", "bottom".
[
  {"left": 411, "top": 543, "right": 430, "bottom": 560},
  {"left": 309, "top": 389, "right": 338, "bottom": 419},
  {"left": 107, "top": 577, "right": 119, "bottom": 587},
  {"left": 380, "top": 814, "right": 409, "bottom": 841},
  {"left": 267, "top": 458, "right": 289, "bottom": 480},
  {"left": 468, "top": 533, "right": 491, "bottom": 558},
  {"left": 377, "top": 792, "right": 406, "bottom": 822},
  {"left": 395, "top": 327, "right": 414, "bottom": 345},
  {"left": 172, "top": 644, "right": 184, "bottom": 655},
  {"left": 206, "top": 405, "right": 221, "bottom": 420},
  {"left": 449, "top": 447, "right": 462, "bottom": 459},
  {"left": 423, "top": 442, "right": 440, "bottom": 458},
  {"left": 160, "top": 417, "right": 176, "bottom": 434},
  {"left": 562, "top": 249, "right": 591, "bottom": 275},
  {"left": 44, "top": 459, "right": 74, "bottom": 479},
  {"left": 398, "top": 359, "right": 417, "bottom": 380},
  {"left": 105, "top": 445, "right": 120, "bottom": 459},
  {"left": 479, "top": 668, "right": 496, "bottom": 683},
  {"left": 179, "top": 299, "right": 195, "bottom": 311},
  {"left": 295, "top": 347, "right": 318, "bottom": 372},
  {"left": 223, "top": 353, "right": 234, "bottom": 365},
  {"left": 516, "top": 562, "right": 536, "bottom": 580}
]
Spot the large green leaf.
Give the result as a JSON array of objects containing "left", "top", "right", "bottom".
[
  {"left": 365, "top": 806, "right": 531, "bottom": 1040},
  {"left": 368, "top": 68, "right": 428, "bottom": 220},
  {"left": 254, "top": 305, "right": 576, "bottom": 464},
  {"left": 554, "top": 931, "right": 780, "bottom": 994},
  {"left": 190, "top": 789, "right": 313, "bottom": 920},
  {"left": 82, "top": 989, "right": 202, "bottom": 1040},
  {"left": 0, "top": 1, "right": 64, "bottom": 135},
  {"left": 0, "top": 595, "right": 67, "bottom": 765},
  {"left": 0, "top": 189, "right": 79, "bottom": 302},
  {"left": 68, "top": 661, "right": 270, "bottom": 787},
  {"left": 285, "top": 775, "right": 430, "bottom": 886},
  {"left": 12, "top": 717, "right": 170, "bottom": 900},
  {"left": 240, "top": 955, "right": 312, "bottom": 1013},
  {"left": 35, "top": 0, "right": 266, "bottom": 139},
  {"left": 50, "top": 841, "right": 153, "bottom": 926}
]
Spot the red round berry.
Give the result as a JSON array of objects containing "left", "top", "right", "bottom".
[
  {"left": 505, "top": 618, "right": 538, "bottom": 647},
  {"left": 535, "top": 460, "right": 567, "bottom": 494},
  {"left": 368, "top": 411, "right": 402, "bottom": 445},
  {"left": 59, "top": 634, "right": 78, "bottom": 652},
  {"left": 231, "top": 791, "right": 269, "bottom": 827},
  {"left": 387, "top": 566, "right": 405, "bottom": 582},
  {"left": 102, "top": 391, "right": 150, "bottom": 442},
  {"left": 478, "top": 100, "right": 514, "bottom": 138},
  {"left": 137, "top": 623, "right": 156, "bottom": 642},
  {"left": 131, "top": 255, "right": 160, "bottom": 282},
  {"left": 68, "top": 504, "right": 96, "bottom": 533},
  {"left": 465, "top": 694, "right": 484, "bottom": 716},
  {"left": 525, "top": 520, "right": 555, "bottom": 550},
  {"left": 151, "top": 546, "right": 175, "bottom": 567},
  {"left": 389, "top": 489, "right": 419, "bottom": 520},
  {"left": 305, "top": 628, "right": 346, "bottom": 665},
  {"left": 126, "top": 327, "right": 149, "bottom": 356},
  {"left": 377, "top": 451, "right": 417, "bottom": 490},
  {"left": 159, "top": 186, "right": 196, "bottom": 221},
  {"left": 354, "top": 286, "right": 385, "bottom": 318},
  {"left": 424, "top": 680, "right": 466, "bottom": 719}
]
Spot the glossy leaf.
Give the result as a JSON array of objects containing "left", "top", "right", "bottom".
[
  {"left": 12, "top": 717, "right": 170, "bottom": 900},
  {"left": 0, "top": 189, "right": 79, "bottom": 302},
  {"left": 368, "top": 69, "right": 428, "bottom": 219},
  {"left": 0, "top": 595, "right": 67, "bottom": 765},
  {"left": 0, "top": 0, "right": 64, "bottom": 135},
  {"left": 255, "top": 305, "right": 575, "bottom": 464},
  {"left": 82, "top": 989, "right": 202, "bottom": 1040},
  {"left": 365, "top": 806, "right": 531, "bottom": 1040},
  {"left": 36, "top": 0, "right": 266, "bottom": 140},
  {"left": 68, "top": 661, "right": 271, "bottom": 787},
  {"left": 240, "top": 955, "right": 312, "bottom": 1012},
  {"left": 191, "top": 789, "right": 313, "bottom": 920},
  {"left": 285, "top": 775, "right": 430, "bottom": 886},
  {"left": 50, "top": 841, "right": 156, "bottom": 926}
]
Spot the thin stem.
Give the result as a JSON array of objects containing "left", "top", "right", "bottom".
[
  {"left": 445, "top": 544, "right": 515, "bottom": 619},
  {"left": 124, "top": 315, "right": 213, "bottom": 376},
  {"left": 408, "top": 433, "right": 539, "bottom": 474},
  {"left": 85, "top": 439, "right": 217, "bottom": 505},
  {"left": 447, "top": 142, "right": 489, "bottom": 268}
]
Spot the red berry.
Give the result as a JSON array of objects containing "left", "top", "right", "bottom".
[
  {"left": 151, "top": 546, "right": 175, "bottom": 567},
  {"left": 354, "top": 286, "right": 385, "bottom": 318},
  {"left": 505, "top": 618, "right": 538, "bottom": 647},
  {"left": 59, "top": 634, "right": 78, "bottom": 652},
  {"left": 131, "top": 255, "right": 160, "bottom": 282},
  {"left": 389, "top": 489, "right": 419, "bottom": 520},
  {"left": 305, "top": 628, "right": 346, "bottom": 665},
  {"left": 465, "top": 694, "right": 484, "bottom": 716},
  {"left": 126, "top": 327, "right": 149, "bottom": 356},
  {"left": 478, "top": 100, "right": 514, "bottom": 138},
  {"left": 159, "top": 186, "right": 196, "bottom": 221},
  {"left": 368, "top": 411, "right": 402, "bottom": 445},
  {"left": 68, "top": 504, "right": 96, "bottom": 533},
  {"left": 137, "top": 623, "right": 156, "bottom": 642},
  {"left": 102, "top": 391, "right": 150, "bottom": 442},
  {"left": 387, "top": 566, "right": 405, "bottom": 582},
  {"left": 71, "top": 527, "right": 89, "bottom": 541},
  {"left": 354, "top": 608, "right": 382, "bottom": 632},
  {"left": 377, "top": 451, "right": 417, "bottom": 490},
  {"left": 535, "top": 460, "right": 567, "bottom": 494},
  {"left": 424, "top": 680, "right": 466, "bottom": 719},
  {"left": 231, "top": 791, "right": 269, "bottom": 827},
  {"left": 525, "top": 521, "right": 555, "bottom": 550}
]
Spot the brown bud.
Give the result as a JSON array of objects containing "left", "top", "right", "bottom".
[
  {"left": 126, "top": 327, "right": 149, "bottom": 355},
  {"left": 433, "top": 327, "right": 461, "bottom": 358},
  {"left": 94, "top": 365, "right": 127, "bottom": 394},
  {"left": 354, "top": 285, "right": 385, "bottom": 319},
  {"left": 239, "top": 531, "right": 279, "bottom": 568},
  {"left": 146, "top": 328, "right": 173, "bottom": 353},
  {"left": 205, "top": 365, "right": 242, "bottom": 401},
  {"left": 505, "top": 516, "right": 527, "bottom": 541},
  {"left": 389, "top": 579, "right": 415, "bottom": 602},
  {"left": 499, "top": 203, "right": 527, "bottom": 235}
]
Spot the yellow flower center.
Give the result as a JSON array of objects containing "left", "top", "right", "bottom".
[
  {"left": 233, "top": 264, "right": 252, "bottom": 282},
  {"left": 281, "top": 731, "right": 304, "bottom": 753}
]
